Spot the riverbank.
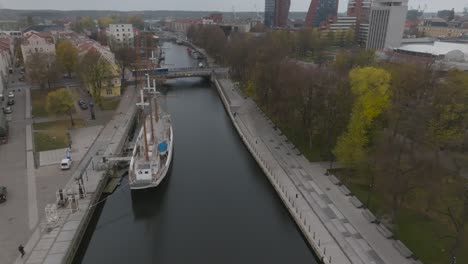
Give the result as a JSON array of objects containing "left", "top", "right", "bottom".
[{"left": 213, "top": 76, "right": 417, "bottom": 264}]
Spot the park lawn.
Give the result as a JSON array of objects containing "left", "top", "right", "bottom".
[
  {"left": 331, "top": 168, "right": 468, "bottom": 264},
  {"left": 31, "top": 88, "right": 76, "bottom": 117},
  {"left": 100, "top": 97, "right": 121, "bottom": 111},
  {"left": 31, "top": 89, "right": 50, "bottom": 117},
  {"left": 33, "top": 119, "right": 86, "bottom": 152}
]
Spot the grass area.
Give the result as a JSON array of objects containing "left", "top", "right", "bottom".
[
  {"left": 33, "top": 119, "right": 86, "bottom": 152},
  {"left": 31, "top": 89, "right": 50, "bottom": 117},
  {"left": 331, "top": 168, "right": 468, "bottom": 264},
  {"left": 100, "top": 98, "right": 121, "bottom": 111}
]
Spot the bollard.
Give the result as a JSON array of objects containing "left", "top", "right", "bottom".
[
  {"left": 313, "top": 232, "right": 316, "bottom": 239},
  {"left": 324, "top": 247, "right": 326, "bottom": 255},
  {"left": 329, "top": 256, "right": 331, "bottom": 263},
  {"left": 296, "top": 193, "right": 298, "bottom": 199}
]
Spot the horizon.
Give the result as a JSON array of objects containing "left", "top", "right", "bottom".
[{"left": 1, "top": 0, "right": 467, "bottom": 13}]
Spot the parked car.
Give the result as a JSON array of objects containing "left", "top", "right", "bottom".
[
  {"left": 3, "top": 106, "right": 12, "bottom": 114},
  {"left": 77, "top": 100, "right": 88, "bottom": 110},
  {"left": 60, "top": 158, "right": 72, "bottom": 170},
  {"left": 7, "top": 91, "right": 14, "bottom": 98},
  {"left": 7, "top": 99, "right": 14, "bottom": 106},
  {"left": 0, "top": 186, "right": 7, "bottom": 203}
]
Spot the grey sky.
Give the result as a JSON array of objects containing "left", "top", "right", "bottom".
[{"left": 1, "top": 0, "right": 467, "bottom": 12}]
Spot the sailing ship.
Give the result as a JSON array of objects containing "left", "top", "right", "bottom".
[{"left": 129, "top": 76, "right": 173, "bottom": 190}]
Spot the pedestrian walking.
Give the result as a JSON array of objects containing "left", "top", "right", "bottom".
[{"left": 18, "top": 244, "right": 25, "bottom": 257}]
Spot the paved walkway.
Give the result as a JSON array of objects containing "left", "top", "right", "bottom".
[
  {"left": 15, "top": 86, "right": 138, "bottom": 264},
  {"left": 38, "top": 126, "right": 103, "bottom": 167},
  {"left": 215, "top": 78, "right": 418, "bottom": 264}
]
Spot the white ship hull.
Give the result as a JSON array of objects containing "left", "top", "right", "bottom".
[{"left": 129, "top": 118, "right": 174, "bottom": 190}]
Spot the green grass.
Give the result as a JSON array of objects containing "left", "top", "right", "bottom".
[
  {"left": 330, "top": 168, "right": 468, "bottom": 264},
  {"left": 34, "top": 132, "right": 69, "bottom": 152},
  {"left": 33, "top": 119, "right": 86, "bottom": 152},
  {"left": 31, "top": 89, "right": 50, "bottom": 117},
  {"left": 100, "top": 98, "right": 121, "bottom": 111}
]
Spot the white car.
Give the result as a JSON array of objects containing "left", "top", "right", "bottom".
[
  {"left": 60, "top": 158, "right": 72, "bottom": 170},
  {"left": 7, "top": 91, "right": 14, "bottom": 98}
]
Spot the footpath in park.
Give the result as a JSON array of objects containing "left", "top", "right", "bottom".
[{"left": 214, "top": 77, "right": 419, "bottom": 264}]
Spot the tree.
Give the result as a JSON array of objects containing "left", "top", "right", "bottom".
[
  {"left": 56, "top": 41, "right": 78, "bottom": 78},
  {"left": 25, "top": 53, "right": 60, "bottom": 89},
  {"left": 46, "top": 88, "right": 75, "bottom": 127},
  {"left": 127, "top": 16, "right": 144, "bottom": 30},
  {"left": 114, "top": 47, "right": 136, "bottom": 81},
  {"left": 98, "top": 16, "right": 114, "bottom": 29},
  {"left": 78, "top": 50, "right": 111, "bottom": 106},
  {"left": 334, "top": 67, "right": 391, "bottom": 168}
]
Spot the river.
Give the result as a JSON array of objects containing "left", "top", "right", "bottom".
[{"left": 74, "top": 42, "right": 318, "bottom": 264}]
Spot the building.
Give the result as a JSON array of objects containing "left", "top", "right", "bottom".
[
  {"left": 392, "top": 41, "right": 468, "bottom": 71},
  {"left": 78, "top": 40, "right": 121, "bottom": 97},
  {"left": 109, "top": 24, "right": 134, "bottom": 48},
  {"left": 166, "top": 19, "right": 201, "bottom": 33},
  {"left": 366, "top": 0, "right": 408, "bottom": 50},
  {"left": 347, "top": 0, "right": 371, "bottom": 23},
  {"left": 419, "top": 18, "right": 468, "bottom": 38},
  {"left": 21, "top": 31, "right": 56, "bottom": 62},
  {"left": 0, "top": 36, "right": 13, "bottom": 100},
  {"left": 204, "top": 13, "right": 223, "bottom": 24},
  {"left": 264, "top": 0, "right": 291, "bottom": 28},
  {"left": 305, "top": 0, "right": 339, "bottom": 28}
]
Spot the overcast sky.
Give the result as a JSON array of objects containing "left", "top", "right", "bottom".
[{"left": 1, "top": 0, "right": 467, "bottom": 12}]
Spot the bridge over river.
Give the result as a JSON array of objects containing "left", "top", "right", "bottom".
[{"left": 133, "top": 67, "right": 229, "bottom": 81}]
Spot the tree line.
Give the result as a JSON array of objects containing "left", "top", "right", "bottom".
[{"left": 188, "top": 25, "right": 468, "bottom": 263}]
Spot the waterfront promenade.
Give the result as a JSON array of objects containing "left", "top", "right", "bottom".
[
  {"left": 15, "top": 87, "right": 138, "bottom": 264},
  {"left": 215, "top": 77, "right": 418, "bottom": 264}
]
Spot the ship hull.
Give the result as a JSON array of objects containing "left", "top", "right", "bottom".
[{"left": 129, "top": 125, "right": 174, "bottom": 190}]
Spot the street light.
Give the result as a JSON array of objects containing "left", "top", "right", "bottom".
[{"left": 89, "top": 102, "right": 95, "bottom": 120}]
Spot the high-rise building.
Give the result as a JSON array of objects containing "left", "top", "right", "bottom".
[
  {"left": 305, "top": 0, "right": 339, "bottom": 28},
  {"left": 347, "top": 0, "right": 372, "bottom": 23},
  {"left": 264, "top": 0, "right": 291, "bottom": 28},
  {"left": 366, "top": 0, "right": 408, "bottom": 49}
]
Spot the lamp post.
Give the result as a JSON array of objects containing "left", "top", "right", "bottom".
[{"left": 89, "top": 102, "right": 95, "bottom": 120}]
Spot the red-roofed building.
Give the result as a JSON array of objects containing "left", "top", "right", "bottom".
[
  {"left": 77, "top": 40, "right": 122, "bottom": 97},
  {"left": 21, "top": 31, "right": 56, "bottom": 62}
]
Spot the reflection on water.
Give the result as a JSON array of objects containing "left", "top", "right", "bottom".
[{"left": 74, "top": 42, "right": 318, "bottom": 264}]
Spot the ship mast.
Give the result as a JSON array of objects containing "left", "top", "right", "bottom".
[{"left": 137, "top": 89, "right": 150, "bottom": 162}]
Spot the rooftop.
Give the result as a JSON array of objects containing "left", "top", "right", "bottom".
[{"left": 397, "top": 41, "right": 468, "bottom": 61}]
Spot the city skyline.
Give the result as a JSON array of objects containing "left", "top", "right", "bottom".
[{"left": 1, "top": 0, "right": 467, "bottom": 12}]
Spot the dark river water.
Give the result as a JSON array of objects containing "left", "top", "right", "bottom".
[{"left": 74, "top": 42, "right": 318, "bottom": 264}]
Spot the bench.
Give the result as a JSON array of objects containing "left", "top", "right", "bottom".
[
  {"left": 393, "top": 240, "right": 413, "bottom": 258},
  {"left": 339, "top": 185, "right": 351, "bottom": 196},
  {"left": 350, "top": 196, "right": 363, "bottom": 208},
  {"left": 376, "top": 224, "right": 393, "bottom": 239},
  {"left": 362, "top": 209, "right": 378, "bottom": 223},
  {"left": 329, "top": 175, "right": 341, "bottom": 185}
]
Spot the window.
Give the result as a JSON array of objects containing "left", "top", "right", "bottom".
[
  {"left": 123, "top": 33, "right": 125, "bottom": 36},
  {"left": 116, "top": 29, "right": 119, "bottom": 32},
  {"left": 117, "top": 34, "right": 119, "bottom": 36},
  {"left": 128, "top": 29, "right": 131, "bottom": 31},
  {"left": 106, "top": 89, "right": 112, "bottom": 95}
]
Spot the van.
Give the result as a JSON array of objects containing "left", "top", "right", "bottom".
[{"left": 60, "top": 158, "right": 72, "bottom": 170}]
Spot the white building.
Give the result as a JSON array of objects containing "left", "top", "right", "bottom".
[
  {"left": 0, "top": 36, "right": 13, "bottom": 100},
  {"left": 21, "top": 31, "right": 56, "bottom": 62},
  {"left": 366, "top": 0, "right": 408, "bottom": 50},
  {"left": 109, "top": 24, "right": 134, "bottom": 47}
]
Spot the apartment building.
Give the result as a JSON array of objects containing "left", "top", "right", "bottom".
[{"left": 109, "top": 24, "right": 134, "bottom": 48}]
